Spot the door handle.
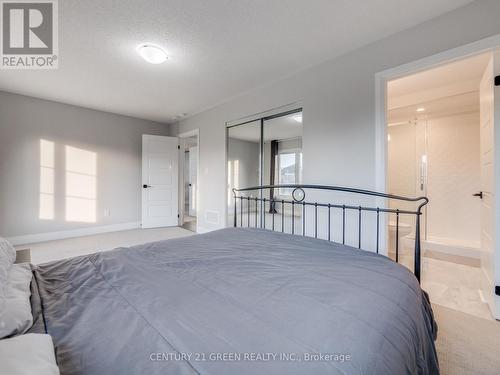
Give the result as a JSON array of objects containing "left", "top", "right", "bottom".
[
  {"left": 473, "top": 191, "right": 483, "bottom": 199},
  {"left": 143, "top": 184, "right": 152, "bottom": 188}
]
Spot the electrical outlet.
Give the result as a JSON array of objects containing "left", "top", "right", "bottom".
[{"left": 104, "top": 209, "right": 110, "bottom": 217}]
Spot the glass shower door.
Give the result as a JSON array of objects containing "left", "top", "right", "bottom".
[{"left": 387, "top": 118, "right": 428, "bottom": 266}]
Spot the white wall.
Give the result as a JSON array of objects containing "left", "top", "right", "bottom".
[
  {"left": 387, "top": 123, "right": 418, "bottom": 228},
  {"left": 426, "top": 112, "right": 481, "bottom": 246},
  {"left": 388, "top": 112, "right": 481, "bottom": 247},
  {"left": 0, "top": 91, "right": 169, "bottom": 241},
  {"left": 171, "top": 1, "right": 500, "bottom": 239}
]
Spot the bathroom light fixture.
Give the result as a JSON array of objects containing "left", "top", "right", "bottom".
[
  {"left": 137, "top": 43, "right": 168, "bottom": 64},
  {"left": 293, "top": 114, "right": 303, "bottom": 123},
  {"left": 416, "top": 107, "right": 425, "bottom": 112}
]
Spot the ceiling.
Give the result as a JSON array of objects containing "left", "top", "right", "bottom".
[
  {"left": 388, "top": 52, "right": 490, "bottom": 98},
  {"left": 388, "top": 91, "right": 479, "bottom": 124},
  {"left": 387, "top": 52, "right": 490, "bottom": 122},
  {"left": 229, "top": 112, "right": 303, "bottom": 142},
  {"left": 0, "top": 0, "right": 474, "bottom": 123}
]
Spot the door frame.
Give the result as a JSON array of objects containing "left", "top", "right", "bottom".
[
  {"left": 178, "top": 129, "right": 200, "bottom": 232},
  {"left": 375, "top": 33, "right": 500, "bottom": 318}
]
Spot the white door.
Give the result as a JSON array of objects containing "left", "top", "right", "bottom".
[
  {"left": 142, "top": 135, "right": 179, "bottom": 228},
  {"left": 479, "top": 52, "right": 500, "bottom": 319},
  {"left": 188, "top": 146, "right": 198, "bottom": 217}
]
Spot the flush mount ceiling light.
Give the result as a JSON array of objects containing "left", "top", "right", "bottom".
[
  {"left": 292, "top": 114, "right": 303, "bottom": 123},
  {"left": 137, "top": 43, "right": 168, "bottom": 64},
  {"left": 416, "top": 107, "right": 425, "bottom": 112}
]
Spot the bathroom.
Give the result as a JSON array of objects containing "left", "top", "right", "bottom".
[{"left": 386, "top": 53, "right": 492, "bottom": 319}]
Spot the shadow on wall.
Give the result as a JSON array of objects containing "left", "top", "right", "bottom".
[{"left": 39, "top": 139, "right": 97, "bottom": 223}]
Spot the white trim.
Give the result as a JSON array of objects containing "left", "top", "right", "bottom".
[
  {"left": 178, "top": 129, "right": 200, "bottom": 232},
  {"left": 7, "top": 222, "right": 141, "bottom": 246}
]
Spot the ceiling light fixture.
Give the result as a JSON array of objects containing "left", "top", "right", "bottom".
[
  {"left": 137, "top": 43, "right": 168, "bottom": 64},
  {"left": 416, "top": 107, "right": 425, "bottom": 112},
  {"left": 293, "top": 114, "right": 303, "bottom": 123}
]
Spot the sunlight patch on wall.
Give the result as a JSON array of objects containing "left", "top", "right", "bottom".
[
  {"left": 227, "top": 160, "right": 240, "bottom": 206},
  {"left": 39, "top": 139, "right": 55, "bottom": 220},
  {"left": 65, "top": 146, "right": 97, "bottom": 223},
  {"left": 227, "top": 161, "right": 232, "bottom": 206}
]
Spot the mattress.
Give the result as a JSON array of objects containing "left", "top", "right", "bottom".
[{"left": 29, "top": 227, "right": 439, "bottom": 374}]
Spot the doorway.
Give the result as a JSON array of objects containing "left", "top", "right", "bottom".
[
  {"left": 385, "top": 52, "right": 494, "bottom": 320},
  {"left": 179, "top": 130, "right": 199, "bottom": 232}
]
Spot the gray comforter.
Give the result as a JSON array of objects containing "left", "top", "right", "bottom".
[{"left": 29, "top": 228, "right": 439, "bottom": 375}]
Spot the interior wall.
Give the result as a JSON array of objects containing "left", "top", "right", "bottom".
[
  {"left": 388, "top": 112, "right": 481, "bottom": 247},
  {"left": 170, "top": 0, "right": 500, "bottom": 235},
  {"left": 387, "top": 123, "right": 418, "bottom": 227},
  {"left": 0, "top": 91, "right": 170, "bottom": 239},
  {"left": 426, "top": 112, "right": 481, "bottom": 246}
]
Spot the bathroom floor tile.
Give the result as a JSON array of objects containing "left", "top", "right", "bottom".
[{"left": 421, "top": 257, "right": 493, "bottom": 321}]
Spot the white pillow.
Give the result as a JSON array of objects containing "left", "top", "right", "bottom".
[
  {"left": 0, "top": 333, "right": 60, "bottom": 375},
  {"left": 0, "top": 263, "right": 33, "bottom": 338},
  {"left": 0, "top": 237, "right": 16, "bottom": 310}
]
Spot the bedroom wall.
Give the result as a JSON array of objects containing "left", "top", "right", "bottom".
[
  {"left": 171, "top": 0, "right": 500, "bottom": 236},
  {"left": 0, "top": 91, "right": 170, "bottom": 242}
]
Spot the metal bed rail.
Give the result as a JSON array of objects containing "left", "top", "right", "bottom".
[{"left": 232, "top": 184, "right": 428, "bottom": 282}]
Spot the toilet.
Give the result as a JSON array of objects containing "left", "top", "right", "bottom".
[{"left": 388, "top": 221, "right": 412, "bottom": 257}]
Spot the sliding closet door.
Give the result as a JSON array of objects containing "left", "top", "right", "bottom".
[
  {"left": 226, "top": 109, "right": 303, "bottom": 230},
  {"left": 262, "top": 111, "right": 303, "bottom": 232},
  {"left": 263, "top": 112, "right": 303, "bottom": 196}
]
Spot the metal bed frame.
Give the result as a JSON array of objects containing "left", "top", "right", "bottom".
[{"left": 232, "top": 184, "right": 428, "bottom": 282}]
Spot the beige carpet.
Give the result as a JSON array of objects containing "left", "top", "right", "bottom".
[
  {"left": 21, "top": 227, "right": 194, "bottom": 264},
  {"left": 433, "top": 304, "right": 500, "bottom": 374}
]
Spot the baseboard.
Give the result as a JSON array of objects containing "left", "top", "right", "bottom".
[{"left": 7, "top": 222, "right": 141, "bottom": 246}]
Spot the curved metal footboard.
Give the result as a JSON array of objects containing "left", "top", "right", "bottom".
[{"left": 232, "top": 184, "right": 428, "bottom": 282}]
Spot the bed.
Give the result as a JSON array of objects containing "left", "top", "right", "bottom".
[{"left": 26, "top": 185, "right": 438, "bottom": 374}]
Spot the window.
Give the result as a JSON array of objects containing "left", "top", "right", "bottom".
[{"left": 277, "top": 150, "right": 303, "bottom": 196}]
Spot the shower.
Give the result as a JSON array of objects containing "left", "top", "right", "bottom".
[{"left": 387, "top": 93, "right": 481, "bottom": 261}]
